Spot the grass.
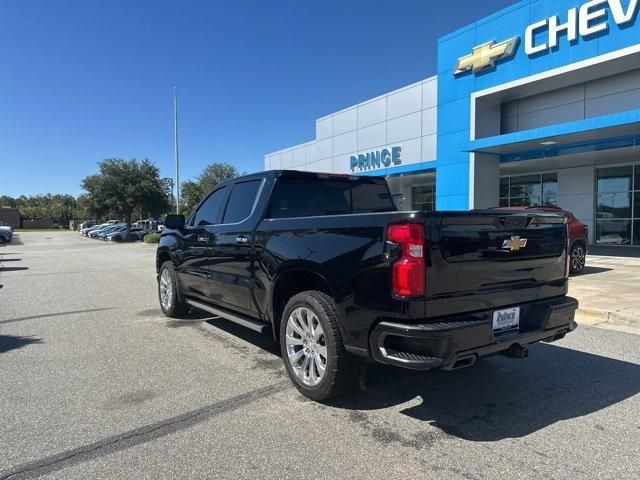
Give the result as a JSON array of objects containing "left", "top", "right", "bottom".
[{"left": 143, "top": 233, "right": 161, "bottom": 243}]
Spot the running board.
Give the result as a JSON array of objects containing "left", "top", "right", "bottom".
[{"left": 185, "top": 299, "right": 270, "bottom": 334}]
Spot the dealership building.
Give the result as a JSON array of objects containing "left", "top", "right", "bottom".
[{"left": 265, "top": 0, "right": 640, "bottom": 247}]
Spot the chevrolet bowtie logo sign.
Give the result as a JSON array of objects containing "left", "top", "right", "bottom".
[
  {"left": 502, "top": 236, "right": 528, "bottom": 252},
  {"left": 454, "top": 37, "right": 520, "bottom": 75}
]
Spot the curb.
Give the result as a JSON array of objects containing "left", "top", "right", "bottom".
[{"left": 576, "top": 307, "right": 640, "bottom": 328}]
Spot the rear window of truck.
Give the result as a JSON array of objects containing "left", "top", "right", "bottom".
[{"left": 267, "top": 178, "right": 394, "bottom": 218}]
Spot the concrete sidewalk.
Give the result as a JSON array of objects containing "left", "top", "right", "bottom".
[{"left": 570, "top": 253, "right": 640, "bottom": 328}]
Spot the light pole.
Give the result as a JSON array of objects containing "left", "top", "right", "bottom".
[{"left": 173, "top": 87, "right": 180, "bottom": 214}]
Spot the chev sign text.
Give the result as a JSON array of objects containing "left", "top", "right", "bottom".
[
  {"left": 525, "top": 0, "right": 638, "bottom": 55},
  {"left": 350, "top": 146, "right": 401, "bottom": 172}
]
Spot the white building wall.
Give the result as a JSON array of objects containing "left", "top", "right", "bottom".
[
  {"left": 265, "top": 76, "right": 438, "bottom": 175},
  {"left": 264, "top": 140, "right": 318, "bottom": 173},
  {"left": 332, "top": 108, "right": 357, "bottom": 136},
  {"left": 357, "top": 94, "right": 386, "bottom": 128}
]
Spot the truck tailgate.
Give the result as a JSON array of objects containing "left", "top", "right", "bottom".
[{"left": 424, "top": 212, "right": 568, "bottom": 318}]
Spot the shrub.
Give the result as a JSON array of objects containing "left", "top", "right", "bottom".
[{"left": 143, "top": 233, "right": 161, "bottom": 244}]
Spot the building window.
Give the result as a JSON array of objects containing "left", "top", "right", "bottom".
[
  {"left": 596, "top": 165, "right": 640, "bottom": 246},
  {"left": 412, "top": 184, "right": 436, "bottom": 212},
  {"left": 499, "top": 173, "right": 558, "bottom": 207}
]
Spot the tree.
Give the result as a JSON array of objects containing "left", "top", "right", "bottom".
[
  {"left": 180, "top": 162, "right": 241, "bottom": 215},
  {"left": 10, "top": 194, "right": 76, "bottom": 227},
  {"left": 0, "top": 195, "right": 17, "bottom": 208},
  {"left": 74, "top": 194, "right": 96, "bottom": 221},
  {"left": 1, "top": 194, "right": 92, "bottom": 228},
  {"left": 81, "top": 158, "right": 170, "bottom": 235},
  {"left": 160, "top": 178, "right": 175, "bottom": 212}
]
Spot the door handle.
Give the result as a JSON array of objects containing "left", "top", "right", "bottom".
[{"left": 235, "top": 236, "right": 248, "bottom": 244}]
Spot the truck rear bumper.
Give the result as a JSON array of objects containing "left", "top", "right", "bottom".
[{"left": 369, "top": 296, "right": 578, "bottom": 370}]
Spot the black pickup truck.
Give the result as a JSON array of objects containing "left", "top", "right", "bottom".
[{"left": 157, "top": 170, "right": 578, "bottom": 401}]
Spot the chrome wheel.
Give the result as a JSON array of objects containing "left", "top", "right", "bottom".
[
  {"left": 159, "top": 269, "right": 173, "bottom": 310},
  {"left": 285, "top": 307, "right": 327, "bottom": 387},
  {"left": 571, "top": 245, "right": 586, "bottom": 273}
]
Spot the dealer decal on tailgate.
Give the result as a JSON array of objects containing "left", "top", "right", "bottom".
[{"left": 493, "top": 307, "right": 520, "bottom": 333}]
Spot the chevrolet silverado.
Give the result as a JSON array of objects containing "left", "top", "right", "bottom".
[{"left": 156, "top": 170, "right": 578, "bottom": 401}]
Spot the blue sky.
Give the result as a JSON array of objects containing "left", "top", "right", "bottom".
[{"left": 1, "top": 0, "right": 516, "bottom": 197}]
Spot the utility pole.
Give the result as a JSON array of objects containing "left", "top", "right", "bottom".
[{"left": 173, "top": 87, "right": 180, "bottom": 214}]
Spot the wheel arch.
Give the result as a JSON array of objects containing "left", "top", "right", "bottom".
[
  {"left": 156, "top": 247, "right": 173, "bottom": 274},
  {"left": 569, "top": 238, "right": 588, "bottom": 274},
  {"left": 571, "top": 238, "right": 587, "bottom": 250},
  {"left": 270, "top": 265, "right": 337, "bottom": 343},
  {"left": 156, "top": 248, "right": 187, "bottom": 306}
]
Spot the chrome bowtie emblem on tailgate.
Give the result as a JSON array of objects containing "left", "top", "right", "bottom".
[{"left": 502, "top": 236, "right": 528, "bottom": 252}]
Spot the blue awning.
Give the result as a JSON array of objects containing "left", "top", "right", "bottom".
[{"left": 466, "top": 109, "right": 640, "bottom": 162}]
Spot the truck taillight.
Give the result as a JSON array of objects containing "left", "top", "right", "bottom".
[
  {"left": 565, "top": 221, "right": 571, "bottom": 278},
  {"left": 387, "top": 223, "right": 425, "bottom": 298}
]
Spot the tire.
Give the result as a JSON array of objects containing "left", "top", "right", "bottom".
[
  {"left": 280, "top": 290, "right": 356, "bottom": 402},
  {"left": 158, "top": 261, "right": 188, "bottom": 317},
  {"left": 0, "top": 236, "right": 6, "bottom": 245},
  {"left": 569, "top": 242, "right": 586, "bottom": 275}
]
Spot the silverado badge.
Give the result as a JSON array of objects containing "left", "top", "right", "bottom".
[{"left": 502, "top": 236, "right": 528, "bottom": 252}]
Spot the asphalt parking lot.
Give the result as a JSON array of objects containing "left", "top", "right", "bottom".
[{"left": 1, "top": 231, "right": 639, "bottom": 480}]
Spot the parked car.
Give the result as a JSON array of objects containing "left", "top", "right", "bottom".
[
  {"left": 78, "top": 221, "right": 96, "bottom": 232},
  {"left": 79, "top": 226, "right": 95, "bottom": 236},
  {"left": 133, "top": 219, "right": 159, "bottom": 230},
  {"left": 0, "top": 225, "right": 13, "bottom": 244},
  {"left": 155, "top": 170, "right": 578, "bottom": 401},
  {"left": 492, "top": 206, "right": 588, "bottom": 274},
  {"left": 129, "top": 228, "right": 150, "bottom": 240},
  {"left": 80, "top": 223, "right": 110, "bottom": 236},
  {"left": 107, "top": 228, "right": 149, "bottom": 242},
  {"left": 87, "top": 226, "right": 110, "bottom": 238},
  {"left": 98, "top": 225, "right": 127, "bottom": 240},
  {"left": 102, "top": 224, "right": 126, "bottom": 236},
  {"left": 89, "top": 224, "right": 124, "bottom": 238}
]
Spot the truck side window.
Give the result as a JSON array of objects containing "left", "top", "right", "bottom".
[
  {"left": 222, "top": 180, "right": 262, "bottom": 224},
  {"left": 193, "top": 187, "right": 227, "bottom": 226},
  {"left": 268, "top": 180, "right": 324, "bottom": 218}
]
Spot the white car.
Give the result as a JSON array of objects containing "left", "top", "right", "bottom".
[{"left": 77, "top": 221, "right": 96, "bottom": 232}]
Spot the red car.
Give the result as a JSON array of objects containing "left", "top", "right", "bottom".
[{"left": 492, "top": 206, "right": 588, "bottom": 274}]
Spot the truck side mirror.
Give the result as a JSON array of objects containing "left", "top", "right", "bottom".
[{"left": 164, "top": 214, "right": 185, "bottom": 229}]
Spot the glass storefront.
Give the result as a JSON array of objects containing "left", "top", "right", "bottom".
[
  {"left": 596, "top": 165, "right": 640, "bottom": 245},
  {"left": 412, "top": 184, "right": 436, "bottom": 212},
  {"left": 499, "top": 173, "right": 558, "bottom": 207}
]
